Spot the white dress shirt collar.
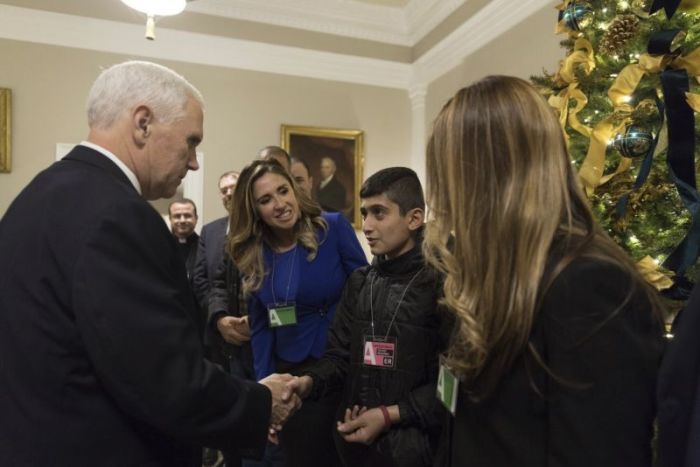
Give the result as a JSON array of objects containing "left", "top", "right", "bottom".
[{"left": 79, "top": 141, "right": 141, "bottom": 195}]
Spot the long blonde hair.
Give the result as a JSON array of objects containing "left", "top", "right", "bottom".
[
  {"left": 227, "top": 159, "right": 327, "bottom": 295},
  {"left": 423, "top": 75, "right": 659, "bottom": 397}
]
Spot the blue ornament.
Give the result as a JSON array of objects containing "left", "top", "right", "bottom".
[
  {"left": 613, "top": 125, "right": 653, "bottom": 158},
  {"left": 558, "top": 2, "right": 594, "bottom": 31}
]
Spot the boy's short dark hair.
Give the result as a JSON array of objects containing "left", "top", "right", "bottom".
[{"left": 360, "top": 167, "right": 424, "bottom": 215}]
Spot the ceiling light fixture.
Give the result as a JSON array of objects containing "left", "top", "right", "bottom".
[{"left": 120, "top": 0, "right": 187, "bottom": 40}]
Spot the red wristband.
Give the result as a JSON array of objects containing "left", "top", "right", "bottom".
[{"left": 379, "top": 405, "right": 391, "bottom": 431}]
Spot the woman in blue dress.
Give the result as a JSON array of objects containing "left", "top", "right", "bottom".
[{"left": 228, "top": 159, "right": 367, "bottom": 467}]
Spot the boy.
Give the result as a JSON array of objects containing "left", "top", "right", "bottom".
[{"left": 290, "top": 167, "right": 451, "bottom": 467}]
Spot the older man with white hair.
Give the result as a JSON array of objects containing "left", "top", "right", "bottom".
[{"left": 0, "top": 61, "right": 298, "bottom": 467}]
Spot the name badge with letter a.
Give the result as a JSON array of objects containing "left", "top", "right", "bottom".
[
  {"left": 267, "top": 302, "right": 297, "bottom": 327},
  {"left": 363, "top": 335, "right": 397, "bottom": 369}
]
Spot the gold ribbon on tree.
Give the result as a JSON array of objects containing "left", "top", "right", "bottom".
[
  {"left": 577, "top": 117, "right": 630, "bottom": 196},
  {"left": 548, "top": 37, "right": 596, "bottom": 140},
  {"left": 546, "top": 32, "right": 631, "bottom": 196},
  {"left": 608, "top": 45, "right": 700, "bottom": 114},
  {"left": 637, "top": 255, "right": 675, "bottom": 291},
  {"left": 578, "top": 43, "right": 700, "bottom": 196}
]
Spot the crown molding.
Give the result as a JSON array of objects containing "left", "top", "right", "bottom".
[
  {"left": 187, "top": 0, "right": 411, "bottom": 45},
  {"left": 0, "top": 1, "right": 553, "bottom": 92},
  {"left": 0, "top": 4, "right": 411, "bottom": 89},
  {"left": 185, "top": 0, "right": 469, "bottom": 46},
  {"left": 404, "top": 0, "right": 465, "bottom": 44},
  {"left": 412, "top": 0, "right": 554, "bottom": 86}
]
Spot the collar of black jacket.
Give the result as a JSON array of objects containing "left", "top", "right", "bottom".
[{"left": 372, "top": 237, "right": 425, "bottom": 277}]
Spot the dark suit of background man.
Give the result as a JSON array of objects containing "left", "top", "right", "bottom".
[
  {"left": 192, "top": 171, "right": 239, "bottom": 313},
  {"left": 0, "top": 60, "right": 299, "bottom": 467},
  {"left": 191, "top": 170, "right": 240, "bottom": 467},
  {"left": 169, "top": 198, "right": 200, "bottom": 281},
  {"left": 317, "top": 156, "right": 346, "bottom": 212}
]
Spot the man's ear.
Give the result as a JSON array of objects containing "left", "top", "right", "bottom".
[
  {"left": 132, "top": 105, "right": 153, "bottom": 146},
  {"left": 406, "top": 207, "right": 425, "bottom": 231}
]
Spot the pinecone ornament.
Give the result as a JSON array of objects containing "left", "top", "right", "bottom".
[{"left": 599, "top": 14, "right": 640, "bottom": 55}]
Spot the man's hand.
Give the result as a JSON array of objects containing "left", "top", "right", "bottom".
[
  {"left": 286, "top": 375, "right": 314, "bottom": 400},
  {"left": 259, "top": 373, "right": 302, "bottom": 427},
  {"left": 216, "top": 315, "right": 250, "bottom": 345},
  {"left": 337, "top": 405, "right": 398, "bottom": 445}
]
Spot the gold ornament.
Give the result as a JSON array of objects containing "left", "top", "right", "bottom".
[{"left": 599, "top": 14, "right": 640, "bottom": 55}]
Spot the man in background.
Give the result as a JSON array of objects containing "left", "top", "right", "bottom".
[
  {"left": 193, "top": 171, "right": 238, "bottom": 311},
  {"left": 290, "top": 157, "right": 314, "bottom": 197},
  {"left": 169, "top": 198, "right": 199, "bottom": 282},
  {"left": 259, "top": 145, "right": 291, "bottom": 171},
  {"left": 193, "top": 170, "right": 239, "bottom": 467}
]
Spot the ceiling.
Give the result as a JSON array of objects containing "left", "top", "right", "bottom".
[
  {"left": 183, "top": 0, "right": 469, "bottom": 46},
  {"left": 0, "top": 0, "right": 555, "bottom": 90},
  {"left": 353, "top": 0, "right": 411, "bottom": 7}
]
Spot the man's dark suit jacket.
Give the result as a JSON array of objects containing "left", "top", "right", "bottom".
[
  {"left": 0, "top": 146, "right": 270, "bottom": 467},
  {"left": 192, "top": 216, "right": 227, "bottom": 311},
  {"left": 658, "top": 285, "right": 700, "bottom": 467},
  {"left": 317, "top": 176, "right": 346, "bottom": 213}
]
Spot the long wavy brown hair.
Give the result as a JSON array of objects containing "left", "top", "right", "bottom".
[
  {"left": 423, "top": 75, "right": 661, "bottom": 398},
  {"left": 227, "top": 159, "right": 327, "bottom": 295}
]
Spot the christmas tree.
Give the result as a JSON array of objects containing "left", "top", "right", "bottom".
[{"left": 533, "top": 0, "right": 700, "bottom": 304}]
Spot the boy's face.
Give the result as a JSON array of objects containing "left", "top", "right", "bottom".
[{"left": 360, "top": 194, "right": 422, "bottom": 260}]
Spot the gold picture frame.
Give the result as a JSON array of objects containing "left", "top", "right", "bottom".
[
  {"left": 281, "top": 125, "right": 364, "bottom": 229},
  {"left": 0, "top": 88, "right": 10, "bottom": 173}
]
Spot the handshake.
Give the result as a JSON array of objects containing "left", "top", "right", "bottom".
[
  {"left": 258, "top": 374, "right": 313, "bottom": 443},
  {"left": 258, "top": 374, "right": 392, "bottom": 446}
]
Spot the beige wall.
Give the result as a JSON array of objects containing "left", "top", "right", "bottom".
[
  {"left": 0, "top": 2, "right": 567, "bottom": 223},
  {"left": 425, "top": 1, "right": 562, "bottom": 128},
  {"left": 0, "top": 39, "right": 412, "bottom": 222}
]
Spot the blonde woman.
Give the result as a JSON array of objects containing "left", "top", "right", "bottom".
[
  {"left": 227, "top": 159, "right": 367, "bottom": 466},
  {"left": 424, "top": 75, "right": 664, "bottom": 467}
]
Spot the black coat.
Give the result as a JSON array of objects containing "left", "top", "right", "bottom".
[
  {"left": 440, "top": 257, "right": 663, "bottom": 467},
  {"left": 658, "top": 283, "right": 700, "bottom": 467},
  {"left": 0, "top": 146, "right": 271, "bottom": 466},
  {"left": 192, "top": 216, "right": 227, "bottom": 310},
  {"left": 208, "top": 255, "right": 255, "bottom": 379},
  {"left": 175, "top": 232, "right": 200, "bottom": 282},
  {"left": 306, "top": 245, "right": 452, "bottom": 467}
]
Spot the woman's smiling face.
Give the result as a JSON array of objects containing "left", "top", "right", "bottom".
[{"left": 253, "top": 172, "right": 300, "bottom": 234}]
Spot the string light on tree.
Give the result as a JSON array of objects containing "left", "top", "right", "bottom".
[{"left": 532, "top": 0, "right": 700, "bottom": 304}]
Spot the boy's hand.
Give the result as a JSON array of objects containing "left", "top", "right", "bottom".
[
  {"left": 286, "top": 375, "right": 313, "bottom": 399},
  {"left": 336, "top": 405, "right": 385, "bottom": 445}
]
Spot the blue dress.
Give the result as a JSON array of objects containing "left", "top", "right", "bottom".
[{"left": 248, "top": 212, "right": 368, "bottom": 380}]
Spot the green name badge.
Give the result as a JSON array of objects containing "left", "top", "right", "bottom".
[
  {"left": 267, "top": 303, "right": 297, "bottom": 327},
  {"left": 437, "top": 358, "right": 458, "bottom": 416}
]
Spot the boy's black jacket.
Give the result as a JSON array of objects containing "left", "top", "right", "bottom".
[{"left": 305, "top": 243, "right": 453, "bottom": 467}]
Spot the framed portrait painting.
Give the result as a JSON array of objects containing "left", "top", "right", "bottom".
[
  {"left": 281, "top": 125, "right": 364, "bottom": 229},
  {"left": 0, "top": 88, "right": 10, "bottom": 173}
]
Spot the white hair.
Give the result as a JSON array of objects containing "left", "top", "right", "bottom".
[{"left": 86, "top": 61, "right": 204, "bottom": 130}]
